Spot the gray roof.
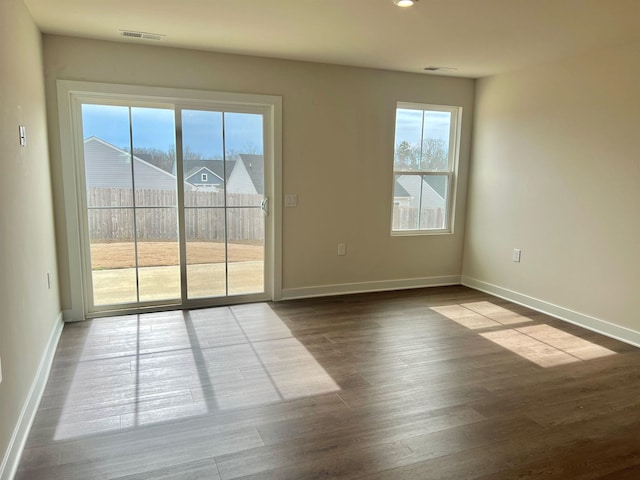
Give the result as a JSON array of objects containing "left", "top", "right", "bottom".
[
  {"left": 83, "top": 137, "right": 180, "bottom": 190},
  {"left": 394, "top": 179, "right": 411, "bottom": 198},
  {"left": 237, "top": 154, "right": 264, "bottom": 194},
  {"left": 183, "top": 160, "right": 234, "bottom": 181},
  {"left": 424, "top": 176, "right": 447, "bottom": 197}
]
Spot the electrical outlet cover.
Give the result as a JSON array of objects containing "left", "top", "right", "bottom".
[{"left": 513, "top": 249, "right": 521, "bottom": 262}]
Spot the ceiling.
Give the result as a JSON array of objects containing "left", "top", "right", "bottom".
[{"left": 23, "top": 0, "right": 640, "bottom": 78}]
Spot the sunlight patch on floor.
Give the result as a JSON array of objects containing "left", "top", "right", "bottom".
[
  {"left": 432, "top": 302, "right": 616, "bottom": 368},
  {"left": 53, "top": 304, "right": 339, "bottom": 441},
  {"left": 481, "top": 324, "right": 616, "bottom": 368},
  {"left": 431, "top": 301, "right": 532, "bottom": 330}
]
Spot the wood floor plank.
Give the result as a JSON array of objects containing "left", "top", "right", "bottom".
[{"left": 112, "top": 457, "right": 221, "bottom": 480}]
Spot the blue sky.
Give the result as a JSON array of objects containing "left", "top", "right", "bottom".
[
  {"left": 82, "top": 104, "right": 264, "bottom": 157},
  {"left": 81, "top": 104, "right": 450, "bottom": 157}
]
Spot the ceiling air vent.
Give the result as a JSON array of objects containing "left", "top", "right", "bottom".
[
  {"left": 423, "top": 66, "right": 458, "bottom": 72},
  {"left": 120, "top": 30, "right": 165, "bottom": 41}
]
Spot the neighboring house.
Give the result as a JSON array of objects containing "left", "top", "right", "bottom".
[
  {"left": 393, "top": 180, "right": 412, "bottom": 207},
  {"left": 227, "top": 154, "right": 264, "bottom": 195},
  {"left": 184, "top": 166, "right": 224, "bottom": 190},
  {"left": 395, "top": 175, "right": 446, "bottom": 210},
  {"left": 83, "top": 136, "right": 193, "bottom": 191},
  {"left": 183, "top": 159, "right": 232, "bottom": 179}
]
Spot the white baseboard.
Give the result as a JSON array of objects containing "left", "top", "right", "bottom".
[
  {"left": 281, "top": 275, "right": 461, "bottom": 301},
  {"left": 461, "top": 276, "right": 640, "bottom": 348},
  {"left": 0, "top": 312, "right": 64, "bottom": 480}
]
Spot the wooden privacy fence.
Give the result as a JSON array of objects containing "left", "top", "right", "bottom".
[
  {"left": 392, "top": 205, "right": 445, "bottom": 230},
  {"left": 87, "top": 188, "right": 264, "bottom": 242}
]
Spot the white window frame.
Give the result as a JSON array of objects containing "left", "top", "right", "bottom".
[
  {"left": 391, "top": 102, "right": 462, "bottom": 236},
  {"left": 201, "top": 173, "right": 208, "bottom": 182}
]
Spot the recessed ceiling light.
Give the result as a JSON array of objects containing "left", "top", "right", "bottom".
[{"left": 393, "top": 0, "right": 418, "bottom": 7}]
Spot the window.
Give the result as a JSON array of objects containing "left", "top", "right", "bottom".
[
  {"left": 201, "top": 173, "right": 208, "bottom": 182},
  {"left": 391, "top": 103, "right": 461, "bottom": 234}
]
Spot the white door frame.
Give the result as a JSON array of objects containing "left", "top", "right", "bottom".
[{"left": 57, "top": 80, "right": 282, "bottom": 321}]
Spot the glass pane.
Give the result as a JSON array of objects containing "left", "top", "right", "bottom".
[
  {"left": 394, "top": 108, "right": 453, "bottom": 172},
  {"left": 182, "top": 110, "right": 225, "bottom": 206},
  {"left": 82, "top": 104, "right": 138, "bottom": 305},
  {"left": 421, "top": 111, "right": 451, "bottom": 171},
  {"left": 419, "top": 175, "right": 448, "bottom": 230},
  {"left": 225, "top": 113, "right": 265, "bottom": 295},
  {"left": 136, "top": 207, "right": 180, "bottom": 302},
  {"left": 186, "top": 207, "right": 227, "bottom": 299},
  {"left": 131, "top": 107, "right": 177, "bottom": 206},
  {"left": 227, "top": 207, "right": 264, "bottom": 295},
  {"left": 88, "top": 208, "right": 137, "bottom": 305},
  {"left": 392, "top": 175, "right": 420, "bottom": 230},
  {"left": 392, "top": 174, "right": 448, "bottom": 231},
  {"left": 393, "top": 108, "right": 422, "bottom": 171},
  {"left": 82, "top": 105, "right": 134, "bottom": 207},
  {"left": 225, "top": 112, "right": 264, "bottom": 206},
  {"left": 130, "top": 107, "right": 180, "bottom": 302},
  {"left": 182, "top": 109, "right": 228, "bottom": 299}
]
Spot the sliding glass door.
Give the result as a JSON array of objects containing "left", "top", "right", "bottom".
[{"left": 76, "top": 98, "right": 271, "bottom": 314}]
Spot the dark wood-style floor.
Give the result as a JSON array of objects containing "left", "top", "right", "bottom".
[{"left": 16, "top": 286, "right": 640, "bottom": 479}]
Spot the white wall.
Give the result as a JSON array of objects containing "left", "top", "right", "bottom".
[
  {"left": 463, "top": 41, "right": 640, "bottom": 334},
  {"left": 43, "top": 35, "right": 475, "bottom": 311},
  {"left": 0, "top": 0, "right": 61, "bottom": 475}
]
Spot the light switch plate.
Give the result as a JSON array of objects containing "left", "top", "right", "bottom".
[{"left": 19, "top": 125, "right": 26, "bottom": 147}]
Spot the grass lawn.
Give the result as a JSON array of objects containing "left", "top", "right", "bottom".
[{"left": 90, "top": 241, "right": 263, "bottom": 269}]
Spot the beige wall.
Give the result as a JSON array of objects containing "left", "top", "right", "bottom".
[
  {"left": 42, "top": 35, "right": 475, "bottom": 311},
  {"left": 0, "top": 0, "right": 61, "bottom": 471},
  {"left": 463, "top": 41, "right": 640, "bottom": 331}
]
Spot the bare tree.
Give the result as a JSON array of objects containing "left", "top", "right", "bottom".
[
  {"left": 420, "top": 138, "right": 448, "bottom": 170},
  {"left": 395, "top": 138, "right": 447, "bottom": 171},
  {"left": 395, "top": 140, "right": 418, "bottom": 170}
]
